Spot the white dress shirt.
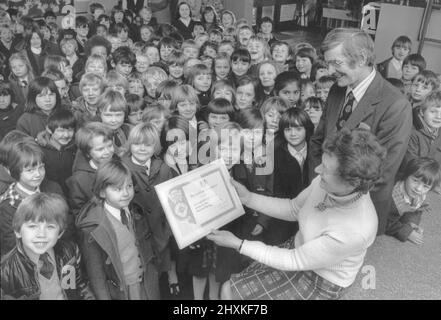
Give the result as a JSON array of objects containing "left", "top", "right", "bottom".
[{"left": 346, "top": 68, "right": 376, "bottom": 111}]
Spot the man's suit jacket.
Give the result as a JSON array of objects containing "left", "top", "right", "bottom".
[{"left": 310, "top": 72, "right": 412, "bottom": 235}]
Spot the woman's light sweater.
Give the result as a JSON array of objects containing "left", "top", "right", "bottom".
[{"left": 240, "top": 177, "right": 378, "bottom": 288}]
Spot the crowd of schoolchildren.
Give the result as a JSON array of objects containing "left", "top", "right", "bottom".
[{"left": 1, "top": 1, "right": 441, "bottom": 300}]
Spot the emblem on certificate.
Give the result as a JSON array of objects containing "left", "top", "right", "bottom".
[{"left": 155, "top": 159, "right": 245, "bottom": 249}]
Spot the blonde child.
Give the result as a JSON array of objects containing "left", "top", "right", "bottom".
[
  {"left": 214, "top": 53, "right": 231, "bottom": 82},
  {"left": 8, "top": 52, "right": 34, "bottom": 106},
  {"left": 128, "top": 72, "right": 146, "bottom": 97},
  {"left": 167, "top": 51, "right": 186, "bottom": 84},
  {"left": 142, "top": 66, "right": 168, "bottom": 104},
  {"left": 186, "top": 64, "right": 212, "bottom": 106}
]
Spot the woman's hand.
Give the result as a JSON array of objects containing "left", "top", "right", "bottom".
[
  {"left": 230, "top": 179, "right": 251, "bottom": 205},
  {"left": 206, "top": 230, "right": 242, "bottom": 250}
]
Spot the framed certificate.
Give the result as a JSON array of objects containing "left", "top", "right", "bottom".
[{"left": 155, "top": 159, "right": 245, "bottom": 249}]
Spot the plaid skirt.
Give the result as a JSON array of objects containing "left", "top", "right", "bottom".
[{"left": 229, "top": 237, "right": 346, "bottom": 300}]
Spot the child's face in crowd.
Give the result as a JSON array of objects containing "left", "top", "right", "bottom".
[
  {"left": 160, "top": 45, "right": 174, "bottom": 61},
  {"left": 145, "top": 47, "right": 160, "bottom": 64},
  {"left": 109, "top": 37, "right": 122, "bottom": 53},
  {"left": 272, "top": 45, "right": 290, "bottom": 64},
  {"left": 102, "top": 177, "right": 134, "bottom": 210},
  {"left": 264, "top": 108, "right": 281, "bottom": 132},
  {"left": 248, "top": 40, "right": 265, "bottom": 63},
  {"left": 0, "top": 28, "right": 13, "bottom": 42},
  {"left": 51, "top": 127, "right": 75, "bottom": 146},
  {"left": 232, "top": 59, "right": 250, "bottom": 77},
  {"left": 238, "top": 29, "right": 252, "bottom": 47},
  {"left": 82, "top": 83, "right": 102, "bottom": 105},
  {"left": 99, "top": 18, "right": 110, "bottom": 29},
  {"left": 316, "top": 86, "right": 330, "bottom": 103},
  {"left": 145, "top": 75, "right": 163, "bottom": 98},
  {"left": 284, "top": 126, "right": 306, "bottom": 149},
  {"left": 36, "top": 88, "right": 57, "bottom": 114},
  {"left": 194, "top": 73, "right": 212, "bottom": 92},
  {"left": 278, "top": 82, "right": 300, "bottom": 108},
  {"left": 46, "top": 15, "right": 57, "bottom": 25},
  {"left": 218, "top": 44, "right": 234, "bottom": 57},
  {"left": 183, "top": 47, "right": 199, "bottom": 60},
  {"left": 114, "top": 12, "right": 124, "bottom": 23},
  {"left": 117, "top": 29, "right": 129, "bottom": 42},
  {"left": 195, "top": 35, "right": 209, "bottom": 48},
  {"left": 131, "top": 142, "right": 155, "bottom": 163},
  {"left": 115, "top": 62, "right": 133, "bottom": 77},
  {"left": 91, "top": 45, "right": 108, "bottom": 59},
  {"left": 61, "top": 42, "right": 76, "bottom": 56},
  {"left": 86, "top": 61, "right": 106, "bottom": 77},
  {"left": 304, "top": 103, "right": 322, "bottom": 126},
  {"left": 54, "top": 79, "right": 69, "bottom": 99},
  {"left": 204, "top": 10, "right": 215, "bottom": 23},
  {"left": 30, "top": 32, "right": 42, "bottom": 48},
  {"left": 16, "top": 220, "right": 62, "bottom": 259},
  {"left": 402, "top": 63, "right": 419, "bottom": 81},
  {"left": 0, "top": 93, "right": 11, "bottom": 109},
  {"left": 222, "top": 13, "right": 234, "bottom": 28},
  {"left": 241, "top": 126, "right": 263, "bottom": 150},
  {"left": 208, "top": 113, "right": 230, "bottom": 129},
  {"left": 421, "top": 102, "right": 441, "bottom": 130},
  {"left": 128, "top": 109, "right": 143, "bottom": 125},
  {"left": 301, "top": 84, "right": 316, "bottom": 103},
  {"left": 236, "top": 83, "right": 255, "bottom": 109},
  {"left": 215, "top": 59, "right": 230, "bottom": 79},
  {"left": 140, "top": 28, "right": 152, "bottom": 42},
  {"left": 94, "top": 8, "right": 105, "bottom": 20},
  {"left": 193, "top": 25, "right": 205, "bottom": 38},
  {"left": 209, "top": 33, "right": 222, "bottom": 44},
  {"left": 217, "top": 130, "right": 242, "bottom": 169},
  {"left": 100, "top": 108, "right": 125, "bottom": 130},
  {"left": 213, "top": 88, "right": 233, "bottom": 103},
  {"left": 169, "top": 63, "right": 184, "bottom": 79},
  {"left": 177, "top": 100, "right": 197, "bottom": 120},
  {"left": 393, "top": 44, "right": 410, "bottom": 62},
  {"left": 41, "top": 27, "right": 51, "bottom": 41},
  {"left": 404, "top": 175, "right": 432, "bottom": 200},
  {"left": 259, "top": 63, "right": 277, "bottom": 88},
  {"left": 76, "top": 24, "right": 89, "bottom": 38},
  {"left": 19, "top": 162, "right": 45, "bottom": 191},
  {"left": 296, "top": 56, "right": 312, "bottom": 76},
  {"left": 140, "top": 8, "right": 152, "bottom": 22},
  {"left": 129, "top": 80, "right": 145, "bottom": 97},
  {"left": 261, "top": 22, "right": 272, "bottom": 34},
  {"left": 179, "top": 4, "right": 191, "bottom": 19},
  {"left": 315, "top": 68, "right": 329, "bottom": 81},
  {"left": 10, "top": 59, "right": 28, "bottom": 78},
  {"left": 203, "top": 46, "right": 217, "bottom": 59},
  {"left": 89, "top": 135, "right": 114, "bottom": 165},
  {"left": 411, "top": 81, "right": 433, "bottom": 102}
]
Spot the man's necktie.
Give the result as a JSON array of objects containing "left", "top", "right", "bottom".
[
  {"left": 39, "top": 252, "right": 55, "bottom": 280},
  {"left": 120, "top": 209, "right": 131, "bottom": 229},
  {"left": 336, "top": 91, "right": 355, "bottom": 130}
]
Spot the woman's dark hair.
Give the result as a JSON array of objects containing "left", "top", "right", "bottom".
[
  {"left": 279, "top": 107, "right": 315, "bottom": 142},
  {"left": 322, "top": 128, "right": 387, "bottom": 194},
  {"left": 25, "top": 27, "right": 44, "bottom": 49},
  {"left": 25, "top": 76, "right": 61, "bottom": 113},
  {"left": 203, "top": 98, "right": 235, "bottom": 122},
  {"left": 201, "top": 5, "right": 218, "bottom": 28},
  {"left": 93, "top": 158, "right": 133, "bottom": 200},
  {"left": 399, "top": 157, "right": 440, "bottom": 188},
  {"left": 176, "top": 1, "right": 192, "bottom": 20}
]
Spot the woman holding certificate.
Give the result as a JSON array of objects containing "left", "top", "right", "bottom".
[{"left": 208, "top": 128, "right": 386, "bottom": 300}]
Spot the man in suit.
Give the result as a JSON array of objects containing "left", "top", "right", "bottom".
[{"left": 310, "top": 28, "right": 412, "bottom": 235}]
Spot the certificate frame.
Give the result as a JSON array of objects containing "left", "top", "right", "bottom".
[{"left": 155, "top": 159, "right": 245, "bottom": 249}]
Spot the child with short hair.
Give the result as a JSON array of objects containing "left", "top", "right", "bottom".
[
  {"left": 60, "top": 38, "right": 82, "bottom": 80},
  {"left": 213, "top": 53, "right": 232, "bottom": 82},
  {"left": 105, "top": 70, "right": 129, "bottom": 95},
  {"left": 211, "top": 80, "right": 235, "bottom": 104},
  {"left": 182, "top": 39, "right": 200, "bottom": 60},
  {"left": 386, "top": 157, "right": 440, "bottom": 244},
  {"left": 223, "top": 27, "right": 237, "bottom": 43},
  {"left": 209, "top": 28, "right": 223, "bottom": 44},
  {"left": 220, "top": 10, "right": 236, "bottom": 30},
  {"left": 200, "top": 41, "right": 218, "bottom": 59},
  {"left": 76, "top": 159, "right": 160, "bottom": 299},
  {"left": 311, "top": 59, "right": 329, "bottom": 81},
  {"left": 72, "top": 72, "right": 105, "bottom": 127},
  {"left": 315, "top": 75, "right": 336, "bottom": 103},
  {"left": 217, "top": 40, "right": 235, "bottom": 58},
  {"left": 135, "top": 52, "right": 150, "bottom": 73},
  {"left": 16, "top": 77, "right": 62, "bottom": 138},
  {"left": 170, "top": 84, "right": 200, "bottom": 127},
  {"left": 237, "top": 25, "right": 253, "bottom": 48},
  {"left": 303, "top": 96, "right": 324, "bottom": 130},
  {"left": 257, "top": 60, "right": 280, "bottom": 100},
  {"left": 139, "top": 25, "right": 154, "bottom": 43},
  {"left": 84, "top": 54, "right": 108, "bottom": 78},
  {"left": 75, "top": 16, "right": 90, "bottom": 55},
  {"left": 8, "top": 52, "right": 34, "bottom": 106},
  {"left": 230, "top": 48, "right": 251, "bottom": 86},
  {"left": 377, "top": 35, "right": 412, "bottom": 80},
  {"left": 143, "top": 43, "right": 160, "bottom": 64},
  {"left": 186, "top": 64, "right": 212, "bottom": 106},
  {"left": 111, "top": 46, "right": 136, "bottom": 78},
  {"left": 402, "top": 53, "right": 426, "bottom": 95},
  {"left": 167, "top": 50, "right": 186, "bottom": 84},
  {"left": 271, "top": 41, "right": 292, "bottom": 72},
  {"left": 128, "top": 71, "right": 146, "bottom": 97},
  {"left": 114, "top": 23, "right": 133, "bottom": 48},
  {"left": 260, "top": 96, "right": 289, "bottom": 134},
  {"left": 257, "top": 16, "right": 276, "bottom": 46},
  {"left": 1, "top": 193, "right": 92, "bottom": 300},
  {"left": 126, "top": 93, "right": 146, "bottom": 125},
  {"left": 0, "top": 81, "right": 24, "bottom": 140},
  {"left": 96, "top": 88, "right": 131, "bottom": 153},
  {"left": 142, "top": 66, "right": 168, "bottom": 104},
  {"left": 295, "top": 47, "right": 317, "bottom": 80},
  {"left": 0, "top": 140, "right": 63, "bottom": 256},
  {"left": 235, "top": 76, "right": 259, "bottom": 110},
  {"left": 192, "top": 21, "right": 206, "bottom": 39},
  {"left": 409, "top": 70, "right": 440, "bottom": 109},
  {"left": 269, "top": 107, "right": 314, "bottom": 245},
  {"left": 158, "top": 37, "right": 179, "bottom": 63},
  {"left": 122, "top": 122, "right": 178, "bottom": 297},
  {"left": 247, "top": 36, "right": 270, "bottom": 75},
  {"left": 41, "top": 68, "right": 72, "bottom": 108},
  {"left": 66, "top": 122, "right": 115, "bottom": 216},
  {"left": 37, "top": 109, "right": 77, "bottom": 195},
  {"left": 202, "top": 98, "right": 235, "bottom": 129},
  {"left": 299, "top": 79, "right": 316, "bottom": 104},
  {"left": 274, "top": 71, "right": 301, "bottom": 108}
]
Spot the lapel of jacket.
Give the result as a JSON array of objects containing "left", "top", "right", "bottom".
[{"left": 345, "top": 73, "right": 383, "bottom": 130}]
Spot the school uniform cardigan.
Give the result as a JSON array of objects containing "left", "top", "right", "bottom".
[{"left": 239, "top": 177, "right": 378, "bottom": 288}]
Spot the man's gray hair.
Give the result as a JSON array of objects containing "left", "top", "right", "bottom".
[{"left": 321, "top": 28, "right": 375, "bottom": 67}]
